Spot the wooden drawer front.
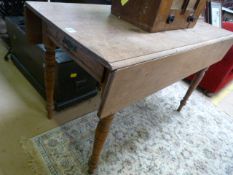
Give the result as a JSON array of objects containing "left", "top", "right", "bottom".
[
  {"left": 99, "top": 39, "right": 233, "bottom": 118},
  {"left": 44, "top": 23, "right": 105, "bottom": 83}
]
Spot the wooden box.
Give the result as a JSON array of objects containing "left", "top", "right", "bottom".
[{"left": 111, "top": 0, "right": 207, "bottom": 32}]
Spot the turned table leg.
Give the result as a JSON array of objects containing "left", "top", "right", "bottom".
[
  {"left": 88, "top": 114, "right": 114, "bottom": 174},
  {"left": 44, "top": 39, "right": 56, "bottom": 119},
  {"left": 177, "top": 68, "right": 208, "bottom": 112}
]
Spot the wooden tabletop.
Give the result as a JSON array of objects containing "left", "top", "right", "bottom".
[{"left": 26, "top": 2, "right": 233, "bottom": 70}]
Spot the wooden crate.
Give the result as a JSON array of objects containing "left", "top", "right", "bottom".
[{"left": 111, "top": 0, "right": 207, "bottom": 32}]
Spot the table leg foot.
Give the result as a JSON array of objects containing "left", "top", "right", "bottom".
[
  {"left": 177, "top": 68, "right": 208, "bottom": 112},
  {"left": 46, "top": 104, "right": 54, "bottom": 119},
  {"left": 88, "top": 114, "right": 114, "bottom": 174}
]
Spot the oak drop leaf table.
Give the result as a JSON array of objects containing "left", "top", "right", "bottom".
[{"left": 25, "top": 2, "right": 233, "bottom": 173}]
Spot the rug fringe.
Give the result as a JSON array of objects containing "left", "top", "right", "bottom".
[{"left": 20, "top": 137, "right": 50, "bottom": 175}]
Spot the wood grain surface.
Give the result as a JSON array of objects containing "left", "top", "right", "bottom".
[
  {"left": 111, "top": 0, "right": 206, "bottom": 32},
  {"left": 98, "top": 39, "right": 233, "bottom": 117},
  {"left": 25, "top": 2, "right": 233, "bottom": 70}
]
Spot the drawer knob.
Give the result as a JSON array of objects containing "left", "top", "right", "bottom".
[
  {"left": 187, "top": 15, "right": 195, "bottom": 23},
  {"left": 167, "top": 15, "right": 175, "bottom": 24}
]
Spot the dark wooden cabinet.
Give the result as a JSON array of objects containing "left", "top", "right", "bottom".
[{"left": 111, "top": 0, "right": 206, "bottom": 32}]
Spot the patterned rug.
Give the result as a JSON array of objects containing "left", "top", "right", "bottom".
[{"left": 32, "top": 82, "right": 233, "bottom": 175}]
